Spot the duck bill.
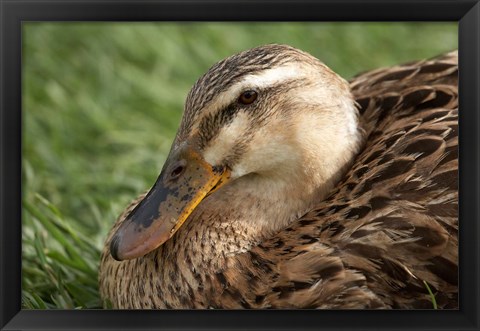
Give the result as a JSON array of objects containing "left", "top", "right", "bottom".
[{"left": 110, "top": 145, "right": 230, "bottom": 261}]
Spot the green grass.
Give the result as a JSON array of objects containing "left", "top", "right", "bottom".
[
  {"left": 423, "top": 281, "right": 438, "bottom": 309},
  {"left": 22, "top": 196, "right": 101, "bottom": 308},
  {"left": 22, "top": 22, "right": 457, "bottom": 309}
]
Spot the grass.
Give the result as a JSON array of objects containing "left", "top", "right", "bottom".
[
  {"left": 423, "top": 281, "right": 438, "bottom": 309},
  {"left": 22, "top": 195, "right": 101, "bottom": 308},
  {"left": 22, "top": 22, "right": 457, "bottom": 309}
]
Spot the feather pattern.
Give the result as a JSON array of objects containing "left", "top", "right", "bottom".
[{"left": 99, "top": 48, "right": 458, "bottom": 309}]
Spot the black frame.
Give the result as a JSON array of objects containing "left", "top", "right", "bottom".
[{"left": 1, "top": 1, "right": 479, "bottom": 330}]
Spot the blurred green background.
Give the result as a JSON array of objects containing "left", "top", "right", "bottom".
[{"left": 22, "top": 22, "right": 457, "bottom": 309}]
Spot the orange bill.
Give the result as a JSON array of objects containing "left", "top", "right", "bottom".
[{"left": 110, "top": 145, "right": 230, "bottom": 261}]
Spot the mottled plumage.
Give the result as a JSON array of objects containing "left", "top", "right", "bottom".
[{"left": 99, "top": 45, "right": 458, "bottom": 309}]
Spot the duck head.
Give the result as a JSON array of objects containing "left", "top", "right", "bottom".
[{"left": 110, "top": 44, "right": 363, "bottom": 261}]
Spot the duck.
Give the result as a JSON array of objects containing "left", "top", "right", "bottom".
[{"left": 99, "top": 44, "right": 458, "bottom": 309}]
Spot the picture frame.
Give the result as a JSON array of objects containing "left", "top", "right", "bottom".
[{"left": 1, "top": 0, "right": 479, "bottom": 330}]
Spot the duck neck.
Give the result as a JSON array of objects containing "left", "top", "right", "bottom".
[
  {"left": 149, "top": 129, "right": 363, "bottom": 307},
  {"left": 169, "top": 161, "right": 350, "bottom": 272}
]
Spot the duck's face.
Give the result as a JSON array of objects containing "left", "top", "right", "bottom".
[{"left": 110, "top": 44, "right": 361, "bottom": 261}]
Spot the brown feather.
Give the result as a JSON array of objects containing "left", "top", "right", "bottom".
[{"left": 99, "top": 48, "right": 458, "bottom": 309}]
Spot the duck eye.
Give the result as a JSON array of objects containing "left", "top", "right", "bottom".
[{"left": 238, "top": 90, "right": 258, "bottom": 105}]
